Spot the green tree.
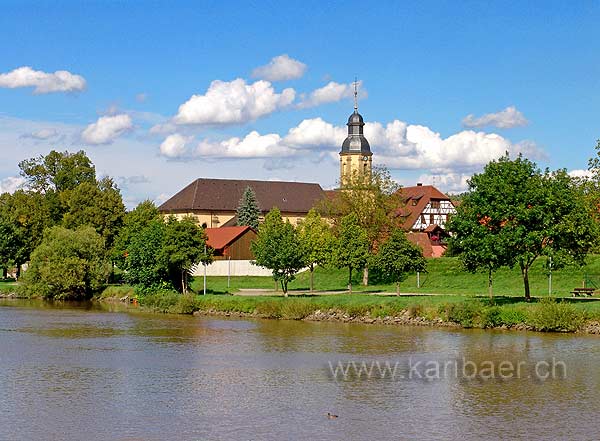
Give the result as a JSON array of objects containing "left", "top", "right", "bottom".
[
  {"left": 321, "top": 167, "right": 403, "bottom": 286},
  {"left": 0, "top": 216, "right": 20, "bottom": 278},
  {"left": 62, "top": 177, "right": 126, "bottom": 249},
  {"left": 161, "top": 216, "right": 212, "bottom": 294},
  {"left": 0, "top": 190, "right": 54, "bottom": 278},
  {"left": 297, "top": 209, "right": 334, "bottom": 292},
  {"left": 18, "top": 150, "right": 96, "bottom": 193},
  {"left": 370, "top": 229, "right": 426, "bottom": 295},
  {"left": 236, "top": 186, "right": 260, "bottom": 229},
  {"left": 123, "top": 219, "right": 168, "bottom": 291},
  {"left": 251, "top": 207, "right": 306, "bottom": 296},
  {"left": 112, "top": 200, "right": 161, "bottom": 267},
  {"left": 333, "top": 213, "right": 370, "bottom": 294},
  {"left": 22, "top": 226, "right": 110, "bottom": 299},
  {"left": 448, "top": 154, "right": 598, "bottom": 300}
]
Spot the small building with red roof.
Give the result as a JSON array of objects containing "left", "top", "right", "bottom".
[{"left": 204, "top": 226, "right": 257, "bottom": 260}]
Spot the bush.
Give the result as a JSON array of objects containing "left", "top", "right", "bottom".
[
  {"left": 499, "top": 308, "right": 527, "bottom": 326},
  {"left": 480, "top": 306, "right": 503, "bottom": 328},
  {"left": 140, "top": 291, "right": 180, "bottom": 312},
  {"left": 528, "top": 298, "right": 584, "bottom": 332},
  {"left": 169, "top": 294, "right": 199, "bottom": 314},
  {"left": 280, "top": 299, "right": 316, "bottom": 319},
  {"left": 444, "top": 302, "right": 481, "bottom": 328},
  {"left": 22, "top": 226, "right": 110, "bottom": 300}
]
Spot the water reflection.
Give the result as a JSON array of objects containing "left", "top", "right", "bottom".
[{"left": 0, "top": 299, "right": 599, "bottom": 440}]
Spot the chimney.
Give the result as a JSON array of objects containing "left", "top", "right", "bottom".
[{"left": 416, "top": 182, "right": 423, "bottom": 186}]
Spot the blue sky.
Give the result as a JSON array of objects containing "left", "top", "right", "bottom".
[{"left": 1, "top": 0, "right": 599, "bottom": 207}]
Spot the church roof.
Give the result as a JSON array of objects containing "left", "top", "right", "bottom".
[{"left": 159, "top": 178, "right": 325, "bottom": 214}]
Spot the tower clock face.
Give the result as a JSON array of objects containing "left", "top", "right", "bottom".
[{"left": 362, "top": 156, "right": 369, "bottom": 161}]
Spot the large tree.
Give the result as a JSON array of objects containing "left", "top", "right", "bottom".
[
  {"left": 332, "top": 213, "right": 370, "bottom": 294},
  {"left": 370, "top": 229, "right": 426, "bottom": 295},
  {"left": 22, "top": 226, "right": 110, "bottom": 299},
  {"left": 112, "top": 200, "right": 161, "bottom": 267},
  {"left": 160, "top": 216, "right": 212, "bottom": 294},
  {"left": 18, "top": 150, "right": 96, "bottom": 193},
  {"left": 251, "top": 208, "right": 306, "bottom": 296},
  {"left": 321, "top": 167, "right": 403, "bottom": 285},
  {"left": 297, "top": 209, "right": 334, "bottom": 292},
  {"left": 236, "top": 186, "right": 260, "bottom": 229},
  {"left": 62, "top": 177, "right": 126, "bottom": 249},
  {"left": 448, "top": 154, "right": 598, "bottom": 300}
]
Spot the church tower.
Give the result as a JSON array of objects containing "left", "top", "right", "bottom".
[{"left": 339, "top": 81, "right": 372, "bottom": 186}]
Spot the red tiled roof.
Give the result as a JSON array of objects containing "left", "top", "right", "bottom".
[
  {"left": 397, "top": 185, "right": 453, "bottom": 230},
  {"left": 159, "top": 178, "right": 325, "bottom": 214},
  {"left": 406, "top": 232, "right": 447, "bottom": 258},
  {"left": 205, "top": 226, "right": 253, "bottom": 251}
]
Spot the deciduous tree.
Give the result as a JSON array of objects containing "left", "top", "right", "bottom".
[
  {"left": 22, "top": 226, "right": 110, "bottom": 299},
  {"left": 297, "top": 209, "right": 334, "bottom": 292},
  {"left": 251, "top": 208, "right": 306, "bottom": 296},
  {"left": 448, "top": 154, "right": 598, "bottom": 300},
  {"left": 370, "top": 229, "right": 426, "bottom": 295},
  {"left": 332, "top": 213, "right": 370, "bottom": 294}
]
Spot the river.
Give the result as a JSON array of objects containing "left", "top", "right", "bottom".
[{"left": 1, "top": 299, "right": 599, "bottom": 440}]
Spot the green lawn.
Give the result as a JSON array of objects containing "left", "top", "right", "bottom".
[{"left": 190, "top": 255, "right": 600, "bottom": 298}]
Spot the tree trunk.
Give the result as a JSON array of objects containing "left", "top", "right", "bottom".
[
  {"left": 2, "top": 267, "right": 6, "bottom": 279},
  {"left": 488, "top": 268, "right": 493, "bottom": 299},
  {"left": 362, "top": 266, "right": 369, "bottom": 286},
  {"left": 520, "top": 262, "right": 531, "bottom": 301},
  {"left": 310, "top": 265, "right": 314, "bottom": 293},
  {"left": 396, "top": 282, "right": 400, "bottom": 296},
  {"left": 182, "top": 270, "right": 188, "bottom": 295},
  {"left": 348, "top": 267, "right": 353, "bottom": 294},
  {"left": 282, "top": 280, "right": 288, "bottom": 297},
  {"left": 15, "top": 264, "right": 21, "bottom": 280}
]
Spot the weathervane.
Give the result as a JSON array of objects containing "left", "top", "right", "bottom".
[{"left": 353, "top": 77, "right": 359, "bottom": 111}]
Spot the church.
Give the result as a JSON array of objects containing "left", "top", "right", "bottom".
[{"left": 159, "top": 95, "right": 456, "bottom": 258}]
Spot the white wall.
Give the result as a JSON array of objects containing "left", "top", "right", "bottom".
[{"left": 193, "top": 260, "right": 273, "bottom": 277}]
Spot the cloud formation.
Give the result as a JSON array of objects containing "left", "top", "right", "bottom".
[
  {"left": 251, "top": 54, "right": 307, "bottom": 81},
  {"left": 158, "top": 117, "right": 544, "bottom": 179},
  {"left": 462, "top": 106, "right": 528, "bottom": 129},
  {"left": 160, "top": 134, "right": 193, "bottom": 158},
  {"left": 173, "top": 79, "right": 295, "bottom": 126},
  {"left": 0, "top": 176, "right": 25, "bottom": 194},
  {"left": 82, "top": 114, "right": 133, "bottom": 145},
  {"left": 0, "top": 66, "right": 86, "bottom": 94},
  {"left": 298, "top": 81, "right": 365, "bottom": 108},
  {"left": 21, "top": 128, "right": 59, "bottom": 140}
]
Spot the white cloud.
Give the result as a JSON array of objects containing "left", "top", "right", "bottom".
[
  {"left": 0, "top": 66, "right": 86, "bottom": 94},
  {"left": 160, "top": 134, "right": 193, "bottom": 158},
  {"left": 21, "top": 128, "right": 59, "bottom": 140},
  {"left": 416, "top": 172, "right": 472, "bottom": 193},
  {"left": 173, "top": 78, "right": 295, "bottom": 126},
  {"left": 462, "top": 106, "right": 528, "bottom": 129},
  {"left": 298, "top": 81, "right": 366, "bottom": 108},
  {"left": 283, "top": 117, "right": 345, "bottom": 148},
  {"left": 82, "top": 114, "right": 133, "bottom": 145},
  {"left": 251, "top": 54, "right": 307, "bottom": 81},
  {"left": 0, "top": 176, "right": 25, "bottom": 194},
  {"left": 195, "top": 131, "right": 293, "bottom": 158},
  {"left": 568, "top": 169, "right": 593, "bottom": 179}
]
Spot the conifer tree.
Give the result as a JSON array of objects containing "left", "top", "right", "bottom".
[{"left": 236, "top": 186, "right": 260, "bottom": 229}]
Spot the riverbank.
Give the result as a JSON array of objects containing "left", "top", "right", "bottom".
[{"left": 101, "top": 289, "right": 600, "bottom": 334}]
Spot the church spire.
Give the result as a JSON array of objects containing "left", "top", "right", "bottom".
[{"left": 353, "top": 77, "right": 358, "bottom": 112}]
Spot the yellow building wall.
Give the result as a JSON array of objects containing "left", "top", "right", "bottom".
[
  {"left": 340, "top": 153, "right": 372, "bottom": 185},
  {"left": 163, "top": 211, "right": 310, "bottom": 227}
]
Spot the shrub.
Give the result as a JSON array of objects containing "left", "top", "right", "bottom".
[
  {"left": 407, "top": 304, "right": 423, "bottom": 318},
  {"left": 22, "top": 226, "right": 110, "bottom": 300},
  {"left": 499, "top": 308, "right": 527, "bottom": 326},
  {"left": 528, "top": 298, "right": 584, "bottom": 332},
  {"left": 445, "top": 302, "right": 481, "bottom": 328},
  {"left": 280, "top": 299, "right": 315, "bottom": 319},
  {"left": 140, "top": 291, "right": 180, "bottom": 312},
  {"left": 169, "top": 294, "right": 199, "bottom": 314},
  {"left": 480, "top": 306, "right": 503, "bottom": 328}
]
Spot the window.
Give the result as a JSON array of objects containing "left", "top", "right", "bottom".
[
  {"left": 431, "top": 200, "right": 440, "bottom": 209},
  {"left": 411, "top": 199, "right": 418, "bottom": 206}
]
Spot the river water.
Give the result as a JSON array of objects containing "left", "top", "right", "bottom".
[{"left": 1, "top": 299, "right": 599, "bottom": 440}]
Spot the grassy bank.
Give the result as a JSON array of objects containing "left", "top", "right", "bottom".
[
  {"left": 191, "top": 256, "right": 600, "bottom": 297},
  {"left": 129, "top": 290, "right": 600, "bottom": 333}
]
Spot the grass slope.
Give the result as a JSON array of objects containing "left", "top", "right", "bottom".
[{"left": 191, "top": 256, "right": 600, "bottom": 297}]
